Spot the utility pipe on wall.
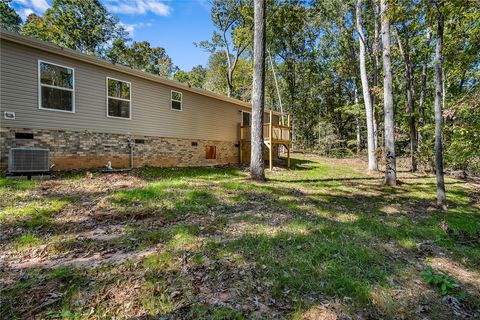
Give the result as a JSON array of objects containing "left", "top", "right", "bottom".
[{"left": 127, "top": 138, "right": 135, "bottom": 169}]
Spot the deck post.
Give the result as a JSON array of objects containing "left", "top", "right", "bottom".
[
  {"left": 287, "top": 115, "right": 291, "bottom": 168},
  {"left": 239, "top": 123, "right": 242, "bottom": 164},
  {"left": 287, "top": 143, "right": 290, "bottom": 168},
  {"left": 239, "top": 140, "right": 243, "bottom": 164},
  {"left": 269, "top": 109, "right": 273, "bottom": 171}
]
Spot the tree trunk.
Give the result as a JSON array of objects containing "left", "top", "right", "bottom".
[
  {"left": 227, "top": 73, "right": 233, "bottom": 97},
  {"left": 434, "top": 4, "right": 446, "bottom": 207},
  {"left": 372, "top": 0, "right": 380, "bottom": 151},
  {"left": 407, "top": 62, "right": 418, "bottom": 172},
  {"left": 418, "top": 60, "right": 427, "bottom": 144},
  {"left": 356, "top": 0, "right": 378, "bottom": 171},
  {"left": 380, "top": 0, "right": 396, "bottom": 186},
  {"left": 418, "top": 30, "right": 431, "bottom": 146},
  {"left": 355, "top": 86, "right": 361, "bottom": 155},
  {"left": 250, "top": 0, "right": 266, "bottom": 181},
  {"left": 397, "top": 34, "right": 417, "bottom": 172}
]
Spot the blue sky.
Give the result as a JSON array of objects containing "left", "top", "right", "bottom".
[{"left": 12, "top": 0, "right": 214, "bottom": 71}]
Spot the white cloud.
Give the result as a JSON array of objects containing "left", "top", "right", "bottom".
[
  {"left": 119, "top": 22, "right": 153, "bottom": 36},
  {"left": 120, "top": 23, "right": 136, "bottom": 35},
  {"left": 105, "top": 0, "right": 172, "bottom": 16},
  {"left": 18, "top": 8, "right": 35, "bottom": 21},
  {"left": 14, "top": 0, "right": 50, "bottom": 13},
  {"left": 194, "top": 0, "right": 210, "bottom": 11}
]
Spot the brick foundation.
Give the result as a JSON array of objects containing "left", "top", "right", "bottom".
[{"left": 0, "top": 128, "right": 241, "bottom": 171}]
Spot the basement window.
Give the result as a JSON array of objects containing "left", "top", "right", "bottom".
[
  {"left": 38, "top": 60, "right": 75, "bottom": 112},
  {"left": 205, "top": 145, "right": 216, "bottom": 160},
  {"left": 171, "top": 90, "right": 182, "bottom": 111},
  {"left": 107, "top": 77, "right": 131, "bottom": 119}
]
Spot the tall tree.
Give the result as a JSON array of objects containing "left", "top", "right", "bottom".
[
  {"left": 106, "top": 39, "right": 176, "bottom": 78},
  {"left": 173, "top": 70, "right": 190, "bottom": 83},
  {"left": 203, "top": 51, "right": 253, "bottom": 100},
  {"left": 371, "top": 0, "right": 380, "bottom": 151},
  {"left": 198, "top": 0, "right": 253, "bottom": 98},
  {"left": 0, "top": 0, "right": 22, "bottom": 32},
  {"left": 269, "top": 1, "right": 314, "bottom": 143},
  {"left": 433, "top": 0, "right": 446, "bottom": 207},
  {"left": 188, "top": 65, "right": 208, "bottom": 88},
  {"left": 418, "top": 29, "right": 431, "bottom": 145},
  {"left": 174, "top": 66, "right": 207, "bottom": 89},
  {"left": 396, "top": 28, "right": 418, "bottom": 172},
  {"left": 21, "top": 0, "right": 127, "bottom": 55},
  {"left": 250, "top": 0, "right": 266, "bottom": 181},
  {"left": 380, "top": 0, "right": 396, "bottom": 185},
  {"left": 356, "top": 0, "right": 378, "bottom": 171}
]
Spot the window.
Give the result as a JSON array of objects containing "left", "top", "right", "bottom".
[
  {"left": 107, "top": 77, "right": 131, "bottom": 119},
  {"left": 171, "top": 90, "right": 182, "bottom": 111},
  {"left": 242, "top": 111, "right": 251, "bottom": 126},
  {"left": 38, "top": 60, "right": 74, "bottom": 112}
]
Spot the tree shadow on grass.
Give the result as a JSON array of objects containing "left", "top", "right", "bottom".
[{"left": 1, "top": 164, "right": 479, "bottom": 319}]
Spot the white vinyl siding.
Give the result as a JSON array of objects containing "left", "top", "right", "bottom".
[
  {"left": 2, "top": 39, "right": 268, "bottom": 141},
  {"left": 38, "top": 60, "right": 75, "bottom": 112}
]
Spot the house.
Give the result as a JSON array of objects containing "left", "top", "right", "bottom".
[{"left": 0, "top": 30, "right": 291, "bottom": 171}]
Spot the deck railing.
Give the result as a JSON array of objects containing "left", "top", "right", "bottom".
[
  {"left": 239, "top": 110, "right": 291, "bottom": 169},
  {"left": 239, "top": 111, "right": 291, "bottom": 144}
]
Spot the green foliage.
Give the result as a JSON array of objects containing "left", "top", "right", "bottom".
[
  {"left": 20, "top": 0, "right": 128, "bottom": 54},
  {"left": 0, "top": 0, "right": 22, "bottom": 32},
  {"left": 173, "top": 65, "right": 207, "bottom": 88},
  {"left": 188, "top": 65, "right": 208, "bottom": 88},
  {"left": 197, "top": 0, "right": 253, "bottom": 97},
  {"left": 444, "top": 94, "right": 480, "bottom": 174},
  {"left": 203, "top": 51, "right": 253, "bottom": 100},
  {"left": 420, "top": 266, "right": 461, "bottom": 296},
  {"left": 106, "top": 39, "right": 176, "bottom": 78},
  {"left": 173, "top": 70, "right": 190, "bottom": 83}
]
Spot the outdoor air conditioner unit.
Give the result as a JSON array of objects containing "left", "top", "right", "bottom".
[{"left": 8, "top": 148, "right": 50, "bottom": 174}]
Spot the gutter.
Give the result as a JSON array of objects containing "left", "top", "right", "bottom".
[{"left": 0, "top": 29, "right": 281, "bottom": 116}]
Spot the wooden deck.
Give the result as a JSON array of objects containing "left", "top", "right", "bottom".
[{"left": 239, "top": 110, "right": 291, "bottom": 170}]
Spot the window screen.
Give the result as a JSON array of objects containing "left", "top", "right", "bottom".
[
  {"left": 107, "top": 77, "right": 131, "bottom": 119},
  {"left": 171, "top": 90, "right": 182, "bottom": 111},
  {"left": 39, "top": 61, "right": 74, "bottom": 112}
]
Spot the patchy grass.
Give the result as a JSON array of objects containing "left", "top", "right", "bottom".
[
  {"left": 9, "top": 233, "right": 43, "bottom": 252},
  {"left": 1, "top": 155, "right": 479, "bottom": 319}
]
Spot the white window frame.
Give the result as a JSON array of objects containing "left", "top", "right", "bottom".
[
  {"left": 106, "top": 77, "right": 132, "bottom": 120},
  {"left": 171, "top": 90, "right": 182, "bottom": 111},
  {"left": 241, "top": 110, "right": 251, "bottom": 126},
  {"left": 38, "top": 60, "right": 75, "bottom": 113}
]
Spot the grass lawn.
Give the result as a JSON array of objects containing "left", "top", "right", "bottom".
[{"left": 1, "top": 155, "right": 479, "bottom": 319}]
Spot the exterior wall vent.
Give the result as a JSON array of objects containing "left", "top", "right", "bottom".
[
  {"left": 8, "top": 148, "right": 50, "bottom": 173},
  {"left": 15, "top": 132, "right": 34, "bottom": 139}
]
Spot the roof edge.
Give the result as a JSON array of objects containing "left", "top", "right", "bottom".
[{"left": 0, "top": 29, "right": 278, "bottom": 112}]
